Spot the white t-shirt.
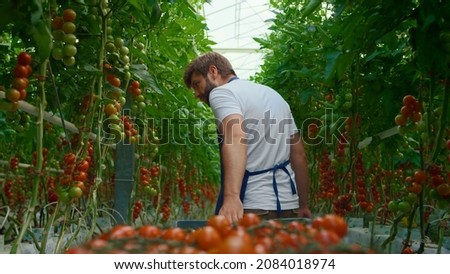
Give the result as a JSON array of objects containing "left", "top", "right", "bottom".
[{"left": 209, "top": 79, "right": 299, "bottom": 210}]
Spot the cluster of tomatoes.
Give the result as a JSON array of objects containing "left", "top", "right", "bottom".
[
  {"left": 52, "top": 150, "right": 93, "bottom": 204},
  {"left": 394, "top": 95, "right": 422, "bottom": 127},
  {"left": 128, "top": 80, "right": 147, "bottom": 112},
  {"left": 139, "top": 166, "right": 158, "bottom": 198},
  {"left": 427, "top": 165, "right": 450, "bottom": 208},
  {"left": 132, "top": 201, "right": 144, "bottom": 221},
  {"left": 176, "top": 177, "right": 191, "bottom": 215},
  {"left": 65, "top": 213, "right": 374, "bottom": 254},
  {"left": 51, "top": 8, "right": 78, "bottom": 66},
  {"left": 9, "top": 156, "right": 19, "bottom": 171},
  {"left": 354, "top": 152, "right": 374, "bottom": 213},
  {"left": 318, "top": 150, "right": 338, "bottom": 200},
  {"left": 335, "top": 118, "right": 353, "bottom": 158},
  {"left": 122, "top": 115, "right": 139, "bottom": 143},
  {"left": 4, "top": 51, "right": 33, "bottom": 109},
  {"left": 2, "top": 178, "right": 27, "bottom": 220}
]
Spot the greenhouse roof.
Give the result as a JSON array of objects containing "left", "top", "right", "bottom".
[{"left": 202, "top": 0, "right": 274, "bottom": 79}]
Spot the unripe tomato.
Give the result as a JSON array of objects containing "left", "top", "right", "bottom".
[
  {"left": 387, "top": 201, "right": 398, "bottom": 212},
  {"left": 52, "top": 47, "right": 64, "bottom": 60},
  {"left": 397, "top": 201, "right": 411, "bottom": 213},
  {"left": 62, "top": 22, "right": 76, "bottom": 34},
  {"left": 114, "top": 37, "right": 124, "bottom": 48},
  {"left": 63, "top": 33, "right": 77, "bottom": 44},
  {"left": 63, "top": 44, "right": 78, "bottom": 57},
  {"left": 120, "top": 46, "right": 129, "bottom": 55},
  {"left": 63, "top": 56, "right": 76, "bottom": 66},
  {"left": 52, "top": 29, "right": 65, "bottom": 41},
  {"left": 59, "top": 191, "right": 72, "bottom": 203},
  {"left": 69, "top": 186, "right": 83, "bottom": 199},
  {"left": 5, "top": 88, "right": 21, "bottom": 102},
  {"left": 395, "top": 114, "right": 407, "bottom": 126}
]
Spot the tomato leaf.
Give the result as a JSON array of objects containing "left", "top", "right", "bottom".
[
  {"left": 130, "top": 64, "right": 162, "bottom": 94},
  {"left": 301, "top": 0, "right": 322, "bottom": 18},
  {"left": 31, "top": 20, "right": 53, "bottom": 60}
]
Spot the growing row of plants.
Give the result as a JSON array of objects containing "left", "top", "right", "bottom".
[
  {"left": 0, "top": 0, "right": 220, "bottom": 254},
  {"left": 0, "top": 0, "right": 448, "bottom": 254},
  {"left": 254, "top": 0, "right": 449, "bottom": 253}
]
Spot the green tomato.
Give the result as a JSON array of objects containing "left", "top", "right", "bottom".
[
  {"left": 108, "top": 114, "right": 121, "bottom": 124},
  {"left": 342, "top": 101, "right": 352, "bottom": 110},
  {"left": 136, "top": 42, "right": 145, "bottom": 51},
  {"left": 69, "top": 186, "right": 83, "bottom": 199},
  {"left": 62, "top": 22, "right": 76, "bottom": 34},
  {"left": 52, "top": 47, "right": 64, "bottom": 60},
  {"left": 387, "top": 201, "right": 398, "bottom": 212},
  {"left": 114, "top": 37, "right": 124, "bottom": 48},
  {"left": 63, "top": 44, "right": 78, "bottom": 57},
  {"left": 120, "top": 55, "right": 130, "bottom": 64},
  {"left": 59, "top": 191, "right": 72, "bottom": 204},
  {"left": 397, "top": 201, "right": 411, "bottom": 213},
  {"left": 120, "top": 46, "right": 129, "bottom": 55},
  {"left": 63, "top": 33, "right": 78, "bottom": 44},
  {"left": 52, "top": 30, "right": 65, "bottom": 41},
  {"left": 138, "top": 101, "right": 146, "bottom": 109},
  {"left": 344, "top": 92, "right": 352, "bottom": 101},
  {"left": 131, "top": 103, "right": 139, "bottom": 112},
  {"left": 105, "top": 42, "right": 116, "bottom": 53},
  {"left": 63, "top": 56, "right": 76, "bottom": 66}
]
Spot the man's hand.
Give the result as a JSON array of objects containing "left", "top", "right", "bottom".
[
  {"left": 296, "top": 206, "right": 313, "bottom": 219},
  {"left": 218, "top": 195, "right": 244, "bottom": 224}
]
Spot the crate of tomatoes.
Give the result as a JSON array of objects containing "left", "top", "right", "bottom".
[{"left": 65, "top": 214, "right": 375, "bottom": 254}]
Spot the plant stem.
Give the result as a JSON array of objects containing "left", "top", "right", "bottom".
[
  {"left": 381, "top": 212, "right": 405, "bottom": 251},
  {"left": 9, "top": 59, "right": 48, "bottom": 254},
  {"left": 431, "top": 78, "right": 449, "bottom": 162}
]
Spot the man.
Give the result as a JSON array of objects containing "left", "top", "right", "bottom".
[{"left": 184, "top": 52, "right": 312, "bottom": 223}]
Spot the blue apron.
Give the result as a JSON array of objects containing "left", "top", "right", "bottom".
[
  {"left": 214, "top": 152, "right": 297, "bottom": 214},
  {"left": 213, "top": 78, "right": 297, "bottom": 214}
]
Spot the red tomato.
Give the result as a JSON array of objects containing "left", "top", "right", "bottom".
[
  {"left": 17, "top": 52, "right": 32, "bottom": 65},
  {"left": 62, "top": 9, "right": 77, "bottom": 22},
  {"left": 238, "top": 213, "right": 261, "bottom": 228},
  {"left": 51, "top": 16, "right": 64, "bottom": 29},
  {"left": 64, "top": 152, "right": 76, "bottom": 165},
  {"left": 13, "top": 64, "right": 29, "bottom": 78},
  {"left": 213, "top": 235, "right": 255, "bottom": 254},
  {"left": 77, "top": 160, "right": 89, "bottom": 172},
  {"left": 138, "top": 225, "right": 161, "bottom": 239},
  {"left": 131, "top": 80, "right": 140, "bottom": 89},
  {"left": 322, "top": 214, "right": 348, "bottom": 238},
  {"left": 207, "top": 215, "right": 232, "bottom": 237},
  {"left": 195, "top": 226, "right": 222, "bottom": 251},
  {"left": 162, "top": 227, "right": 186, "bottom": 241},
  {"left": 109, "top": 225, "right": 137, "bottom": 239}
]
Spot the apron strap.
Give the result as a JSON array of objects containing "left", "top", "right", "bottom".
[{"left": 215, "top": 158, "right": 296, "bottom": 215}]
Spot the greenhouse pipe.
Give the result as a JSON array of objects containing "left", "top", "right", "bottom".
[{"left": 0, "top": 90, "right": 97, "bottom": 140}]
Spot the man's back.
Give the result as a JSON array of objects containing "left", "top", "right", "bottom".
[{"left": 209, "top": 79, "right": 299, "bottom": 210}]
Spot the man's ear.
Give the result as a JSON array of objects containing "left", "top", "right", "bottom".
[{"left": 208, "top": 65, "right": 218, "bottom": 79}]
